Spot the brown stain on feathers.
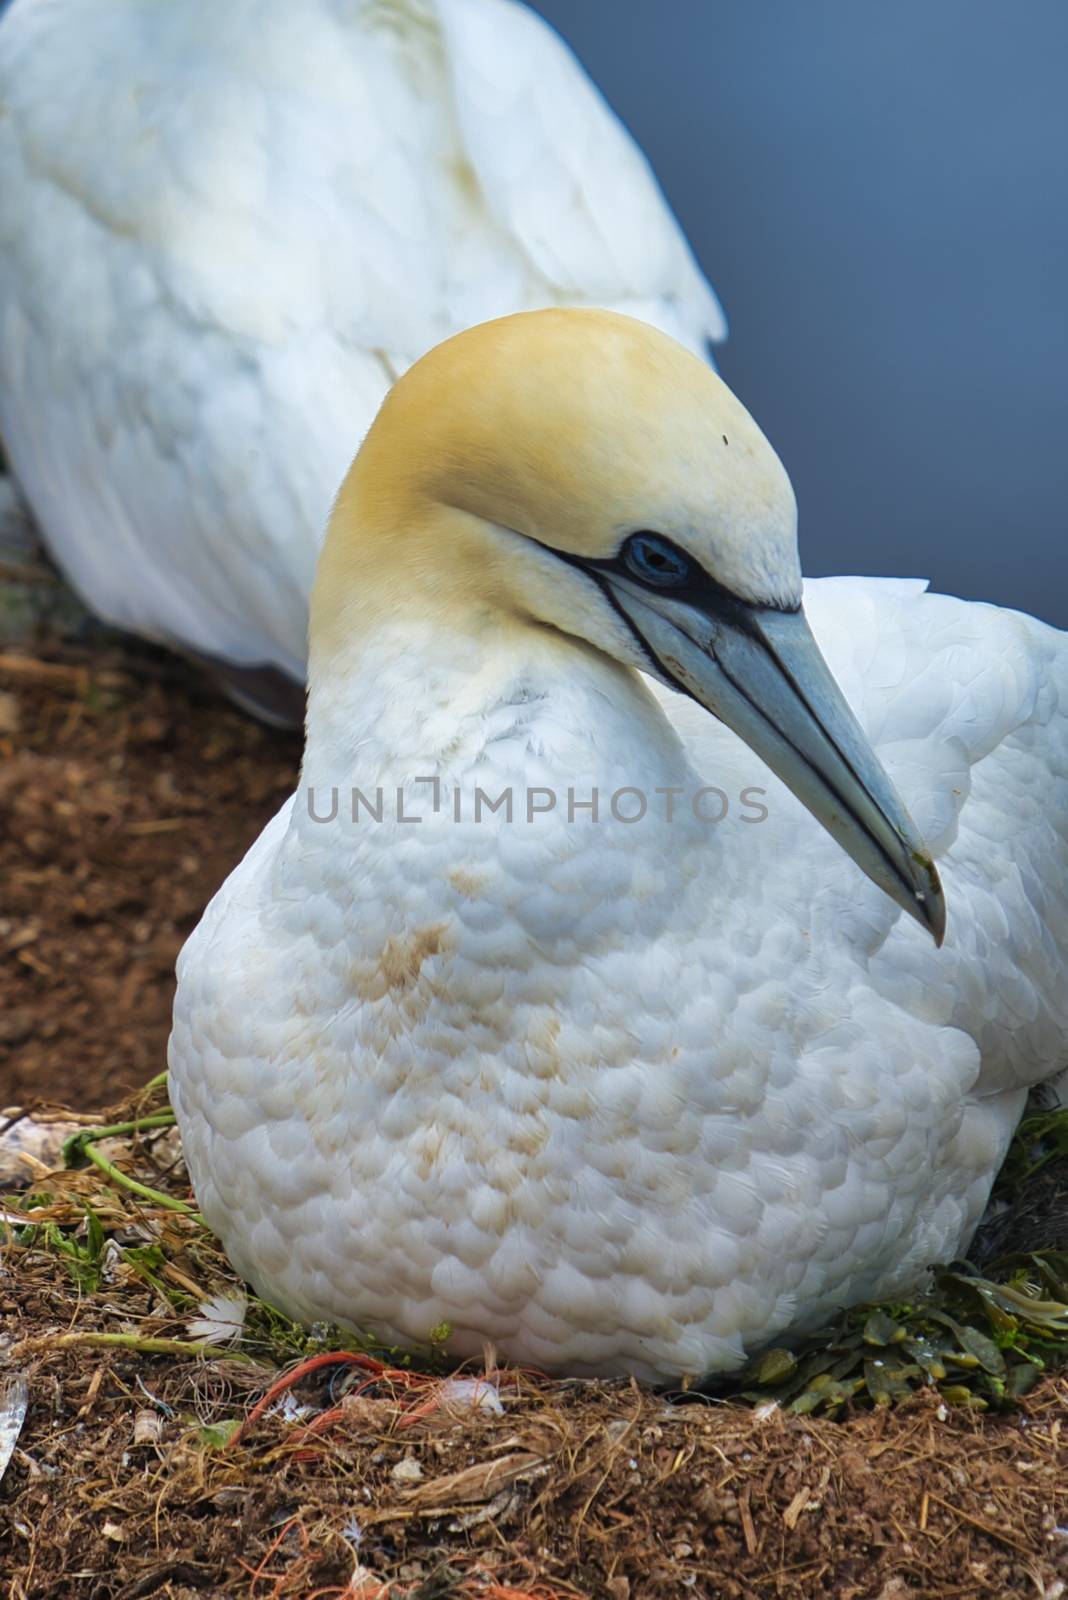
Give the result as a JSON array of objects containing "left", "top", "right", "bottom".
[
  {"left": 379, "top": 924, "right": 449, "bottom": 992},
  {"left": 353, "top": 923, "right": 450, "bottom": 1005}
]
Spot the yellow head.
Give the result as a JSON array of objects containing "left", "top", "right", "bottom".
[
  {"left": 313, "top": 309, "right": 944, "bottom": 942},
  {"left": 315, "top": 309, "right": 797, "bottom": 639}
]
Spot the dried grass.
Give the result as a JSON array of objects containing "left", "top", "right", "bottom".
[{"left": 1, "top": 1080, "right": 1067, "bottom": 1599}]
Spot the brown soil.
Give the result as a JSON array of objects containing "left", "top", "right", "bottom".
[
  {"left": 0, "top": 639, "right": 300, "bottom": 1110},
  {"left": 9, "top": 1352, "right": 1067, "bottom": 1600}
]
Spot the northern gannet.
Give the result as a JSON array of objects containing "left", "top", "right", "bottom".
[
  {"left": 0, "top": 0, "right": 720, "bottom": 719},
  {"left": 169, "top": 311, "right": 1068, "bottom": 1382}
]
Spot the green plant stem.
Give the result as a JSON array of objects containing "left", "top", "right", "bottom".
[
  {"left": 79, "top": 1111, "right": 176, "bottom": 1141},
  {"left": 60, "top": 1093, "right": 196, "bottom": 1216},
  {"left": 14, "top": 1331, "right": 258, "bottom": 1363},
  {"left": 79, "top": 1138, "right": 201, "bottom": 1218}
]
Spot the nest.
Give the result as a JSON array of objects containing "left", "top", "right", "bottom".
[{"left": 1, "top": 1079, "right": 1067, "bottom": 1600}]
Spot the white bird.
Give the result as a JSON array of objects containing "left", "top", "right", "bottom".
[
  {"left": 168, "top": 311, "right": 1068, "bottom": 1382},
  {"left": 0, "top": 0, "right": 721, "bottom": 718}
]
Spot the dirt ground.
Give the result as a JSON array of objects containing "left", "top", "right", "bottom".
[
  {"left": 8, "top": 1344, "right": 1067, "bottom": 1600},
  {"left": 0, "top": 637, "right": 300, "bottom": 1110}
]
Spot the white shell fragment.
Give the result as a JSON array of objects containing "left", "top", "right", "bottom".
[{"left": 0, "top": 1375, "right": 29, "bottom": 1486}]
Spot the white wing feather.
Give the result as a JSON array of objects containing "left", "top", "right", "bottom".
[
  {"left": 655, "top": 574, "right": 1068, "bottom": 1105},
  {"left": 0, "top": 0, "right": 722, "bottom": 675}
]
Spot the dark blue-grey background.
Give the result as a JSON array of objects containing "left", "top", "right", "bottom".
[{"left": 533, "top": 1, "right": 1068, "bottom": 626}]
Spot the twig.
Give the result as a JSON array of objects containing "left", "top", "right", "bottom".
[
  {"left": 0, "top": 653, "right": 91, "bottom": 687},
  {"left": 12, "top": 1331, "right": 259, "bottom": 1364},
  {"left": 923, "top": 1489, "right": 1032, "bottom": 1555},
  {"left": 0, "top": 558, "right": 59, "bottom": 585}
]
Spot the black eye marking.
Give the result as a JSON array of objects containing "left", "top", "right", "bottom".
[
  {"left": 527, "top": 529, "right": 801, "bottom": 622},
  {"left": 621, "top": 532, "right": 692, "bottom": 589}
]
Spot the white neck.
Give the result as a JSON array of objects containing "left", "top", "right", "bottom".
[{"left": 304, "top": 611, "right": 692, "bottom": 795}]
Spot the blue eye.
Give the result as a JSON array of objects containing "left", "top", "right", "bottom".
[{"left": 623, "top": 533, "right": 692, "bottom": 588}]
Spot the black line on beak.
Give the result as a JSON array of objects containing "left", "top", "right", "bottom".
[{"left": 559, "top": 550, "right": 939, "bottom": 936}]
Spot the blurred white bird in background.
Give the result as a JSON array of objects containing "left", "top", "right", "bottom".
[{"left": 0, "top": 0, "right": 722, "bottom": 718}]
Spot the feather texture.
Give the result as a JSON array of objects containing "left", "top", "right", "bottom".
[{"left": 169, "top": 575, "right": 1068, "bottom": 1379}]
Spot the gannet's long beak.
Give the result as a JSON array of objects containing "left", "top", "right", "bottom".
[{"left": 602, "top": 578, "right": 946, "bottom": 945}]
